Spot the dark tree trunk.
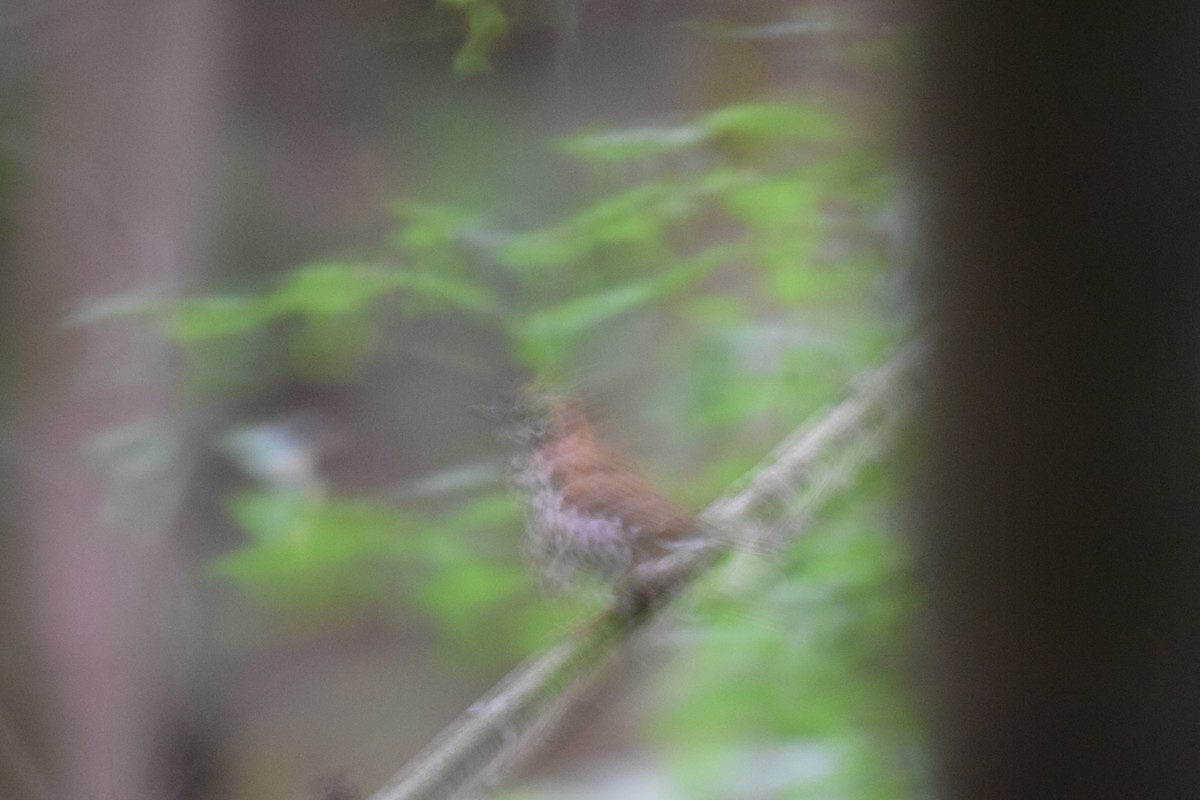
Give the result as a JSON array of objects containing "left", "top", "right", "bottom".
[{"left": 918, "top": 6, "right": 1200, "bottom": 799}]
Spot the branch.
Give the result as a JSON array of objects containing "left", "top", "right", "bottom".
[{"left": 367, "top": 340, "right": 926, "bottom": 800}]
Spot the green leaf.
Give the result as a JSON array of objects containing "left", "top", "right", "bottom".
[
  {"left": 169, "top": 259, "right": 496, "bottom": 350},
  {"left": 509, "top": 247, "right": 731, "bottom": 372},
  {"left": 682, "top": 295, "right": 751, "bottom": 327},
  {"left": 214, "top": 493, "right": 423, "bottom": 606},
  {"left": 518, "top": 280, "right": 661, "bottom": 341},
  {"left": 497, "top": 182, "right": 699, "bottom": 268},
  {"left": 704, "top": 102, "right": 843, "bottom": 143},
  {"left": 168, "top": 263, "right": 394, "bottom": 343},
  {"left": 438, "top": 0, "right": 509, "bottom": 75},
  {"left": 719, "top": 174, "right": 824, "bottom": 230},
  {"left": 170, "top": 296, "right": 268, "bottom": 341},
  {"left": 557, "top": 103, "right": 843, "bottom": 164},
  {"left": 288, "top": 313, "right": 380, "bottom": 376},
  {"left": 433, "top": 492, "right": 521, "bottom": 534},
  {"left": 391, "top": 269, "right": 497, "bottom": 313},
  {"left": 390, "top": 202, "right": 482, "bottom": 251},
  {"left": 513, "top": 246, "right": 727, "bottom": 344},
  {"left": 266, "top": 262, "right": 395, "bottom": 318},
  {"left": 225, "top": 490, "right": 318, "bottom": 544},
  {"left": 411, "top": 561, "right": 530, "bottom": 628},
  {"left": 559, "top": 124, "right": 708, "bottom": 163}
]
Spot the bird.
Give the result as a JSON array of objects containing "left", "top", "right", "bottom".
[{"left": 489, "top": 385, "right": 712, "bottom": 610}]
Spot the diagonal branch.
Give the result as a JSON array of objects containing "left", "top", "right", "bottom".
[{"left": 367, "top": 340, "right": 926, "bottom": 800}]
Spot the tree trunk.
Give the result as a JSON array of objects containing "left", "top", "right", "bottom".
[
  {"left": 6, "top": 2, "right": 227, "bottom": 798},
  {"left": 918, "top": 6, "right": 1200, "bottom": 798}
]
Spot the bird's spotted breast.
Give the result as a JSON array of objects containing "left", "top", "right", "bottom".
[
  {"left": 500, "top": 389, "right": 704, "bottom": 594},
  {"left": 511, "top": 451, "right": 634, "bottom": 589}
]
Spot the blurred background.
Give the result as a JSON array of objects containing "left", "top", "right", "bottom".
[{"left": 0, "top": 1, "right": 917, "bottom": 798}]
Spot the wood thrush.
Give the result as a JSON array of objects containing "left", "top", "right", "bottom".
[{"left": 491, "top": 386, "right": 710, "bottom": 603}]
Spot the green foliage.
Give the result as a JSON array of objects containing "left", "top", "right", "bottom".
[
  {"left": 125, "top": 96, "right": 893, "bottom": 398},
  {"left": 559, "top": 102, "right": 843, "bottom": 163},
  {"left": 438, "top": 0, "right": 509, "bottom": 75},
  {"left": 80, "top": 80, "right": 913, "bottom": 796},
  {"left": 147, "top": 90, "right": 901, "bottom": 646},
  {"left": 510, "top": 246, "right": 733, "bottom": 370},
  {"left": 558, "top": 125, "right": 711, "bottom": 163},
  {"left": 210, "top": 485, "right": 594, "bottom": 661},
  {"left": 171, "top": 260, "right": 494, "bottom": 344},
  {"left": 656, "top": 465, "right": 920, "bottom": 799},
  {"left": 31, "top": 0, "right": 925, "bottom": 790},
  {"left": 213, "top": 490, "right": 418, "bottom": 608}
]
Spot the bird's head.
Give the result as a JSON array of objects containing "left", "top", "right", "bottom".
[{"left": 476, "top": 383, "right": 588, "bottom": 449}]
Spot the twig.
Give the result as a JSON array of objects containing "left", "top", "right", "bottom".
[{"left": 367, "top": 340, "right": 926, "bottom": 800}]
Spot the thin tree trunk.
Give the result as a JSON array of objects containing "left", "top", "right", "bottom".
[{"left": 8, "top": 2, "right": 227, "bottom": 798}]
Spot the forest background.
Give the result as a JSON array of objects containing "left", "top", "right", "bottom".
[{"left": 0, "top": 3, "right": 919, "bottom": 799}]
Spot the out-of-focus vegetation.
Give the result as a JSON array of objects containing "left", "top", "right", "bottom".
[
  {"left": 657, "top": 464, "right": 919, "bottom": 800},
  {"left": 168, "top": 93, "right": 912, "bottom": 797},
  {"left": 149, "top": 94, "right": 899, "bottom": 618},
  {"left": 10, "top": 1, "right": 919, "bottom": 798}
]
